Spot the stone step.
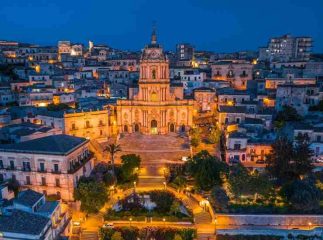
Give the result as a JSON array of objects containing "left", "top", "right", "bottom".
[{"left": 80, "top": 231, "right": 98, "bottom": 240}]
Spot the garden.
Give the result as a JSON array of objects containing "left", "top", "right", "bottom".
[
  {"left": 167, "top": 132, "right": 323, "bottom": 215},
  {"left": 104, "top": 190, "right": 193, "bottom": 222},
  {"left": 99, "top": 226, "right": 197, "bottom": 240}
]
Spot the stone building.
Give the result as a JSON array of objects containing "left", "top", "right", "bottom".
[
  {"left": 211, "top": 60, "right": 253, "bottom": 90},
  {"left": 0, "top": 134, "right": 94, "bottom": 201},
  {"left": 117, "top": 29, "right": 194, "bottom": 134}
]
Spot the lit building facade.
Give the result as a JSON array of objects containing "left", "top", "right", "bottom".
[
  {"left": 117, "top": 30, "right": 194, "bottom": 134},
  {"left": 0, "top": 135, "right": 94, "bottom": 201}
]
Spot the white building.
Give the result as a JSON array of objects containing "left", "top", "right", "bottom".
[{"left": 0, "top": 134, "right": 94, "bottom": 201}]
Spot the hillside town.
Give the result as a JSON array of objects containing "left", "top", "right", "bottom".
[{"left": 0, "top": 29, "right": 322, "bottom": 240}]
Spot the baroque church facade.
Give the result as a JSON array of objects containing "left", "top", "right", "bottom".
[{"left": 116, "top": 30, "right": 194, "bottom": 134}]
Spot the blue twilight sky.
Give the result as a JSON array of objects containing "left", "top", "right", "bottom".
[{"left": 0, "top": 0, "right": 322, "bottom": 52}]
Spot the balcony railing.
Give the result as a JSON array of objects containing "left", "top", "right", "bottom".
[
  {"left": 6, "top": 166, "right": 16, "bottom": 170},
  {"left": 51, "top": 170, "right": 61, "bottom": 174},
  {"left": 22, "top": 167, "right": 31, "bottom": 172},
  {"left": 68, "top": 152, "right": 94, "bottom": 174},
  {"left": 38, "top": 168, "right": 47, "bottom": 173}
]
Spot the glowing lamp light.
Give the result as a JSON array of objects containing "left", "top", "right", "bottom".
[{"left": 35, "top": 65, "right": 41, "bottom": 73}]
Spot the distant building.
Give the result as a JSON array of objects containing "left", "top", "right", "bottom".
[
  {"left": 275, "top": 83, "right": 321, "bottom": 115},
  {"left": 259, "top": 34, "right": 312, "bottom": 62},
  {"left": 211, "top": 60, "right": 253, "bottom": 90},
  {"left": 176, "top": 43, "right": 194, "bottom": 61}
]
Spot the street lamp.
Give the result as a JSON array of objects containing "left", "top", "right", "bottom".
[
  {"left": 308, "top": 222, "right": 312, "bottom": 230},
  {"left": 129, "top": 217, "right": 132, "bottom": 226},
  {"left": 133, "top": 181, "right": 136, "bottom": 191},
  {"left": 163, "top": 181, "right": 166, "bottom": 190},
  {"left": 163, "top": 217, "right": 166, "bottom": 226}
]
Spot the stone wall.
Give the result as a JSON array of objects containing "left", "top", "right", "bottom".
[{"left": 216, "top": 214, "right": 323, "bottom": 227}]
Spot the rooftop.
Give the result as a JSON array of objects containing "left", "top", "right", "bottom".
[
  {"left": 0, "top": 134, "right": 88, "bottom": 155},
  {"left": 0, "top": 210, "right": 50, "bottom": 236},
  {"left": 14, "top": 189, "right": 43, "bottom": 207},
  {"left": 218, "top": 105, "right": 246, "bottom": 113}
]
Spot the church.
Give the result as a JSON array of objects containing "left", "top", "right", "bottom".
[{"left": 116, "top": 29, "right": 195, "bottom": 135}]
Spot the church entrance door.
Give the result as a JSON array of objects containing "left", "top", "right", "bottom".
[
  {"left": 134, "top": 124, "right": 140, "bottom": 132},
  {"left": 169, "top": 123, "right": 175, "bottom": 132},
  {"left": 151, "top": 120, "right": 158, "bottom": 134}
]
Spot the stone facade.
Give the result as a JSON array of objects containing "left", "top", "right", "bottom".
[
  {"left": 0, "top": 135, "right": 94, "bottom": 201},
  {"left": 117, "top": 30, "right": 194, "bottom": 135}
]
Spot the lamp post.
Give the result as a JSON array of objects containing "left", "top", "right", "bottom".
[
  {"left": 163, "top": 217, "right": 166, "bottom": 226},
  {"left": 163, "top": 181, "right": 166, "bottom": 190},
  {"left": 308, "top": 222, "right": 312, "bottom": 230},
  {"left": 129, "top": 217, "right": 132, "bottom": 226},
  {"left": 133, "top": 181, "right": 136, "bottom": 192}
]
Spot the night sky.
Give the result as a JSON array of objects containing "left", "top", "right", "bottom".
[{"left": 0, "top": 0, "right": 322, "bottom": 52}]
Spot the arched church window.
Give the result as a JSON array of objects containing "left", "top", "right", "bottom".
[
  {"left": 152, "top": 69, "right": 156, "bottom": 79},
  {"left": 151, "top": 92, "right": 158, "bottom": 102}
]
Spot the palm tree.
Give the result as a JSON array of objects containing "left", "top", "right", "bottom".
[{"left": 105, "top": 143, "right": 121, "bottom": 176}]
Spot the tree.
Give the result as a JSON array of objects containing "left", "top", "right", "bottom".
[
  {"left": 99, "top": 228, "right": 114, "bottom": 240},
  {"left": 275, "top": 105, "right": 302, "bottom": 122},
  {"left": 190, "top": 128, "right": 201, "bottom": 147},
  {"left": 119, "top": 154, "right": 141, "bottom": 182},
  {"left": 309, "top": 100, "right": 323, "bottom": 112},
  {"left": 170, "top": 200, "right": 181, "bottom": 216},
  {"left": 150, "top": 190, "right": 175, "bottom": 213},
  {"left": 266, "top": 137, "right": 296, "bottom": 184},
  {"left": 111, "top": 231, "right": 124, "bottom": 240},
  {"left": 74, "top": 178, "right": 108, "bottom": 213},
  {"left": 174, "top": 234, "right": 183, "bottom": 240},
  {"left": 186, "top": 150, "right": 228, "bottom": 191},
  {"left": 105, "top": 143, "right": 121, "bottom": 177},
  {"left": 173, "top": 176, "right": 187, "bottom": 192},
  {"left": 7, "top": 178, "right": 20, "bottom": 197},
  {"left": 293, "top": 134, "right": 314, "bottom": 178},
  {"left": 208, "top": 126, "right": 221, "bottom": 144},
  {"left": 280, "top": 179, "right": 320, "bottom": 212},
  {"left": 103, "top": 172, "right": 116, "bottom": 187},
  {"left": 210, "top": 186, "right": 229, "bottom": 212},
  {"left": 226, "top": 163, "right": 251, "bottom": 201},
  {"left": 47, "top": 103, "right": 71, "bottom": 111},
  {"left": 266, "top": 136, "right": 314, "bottom": 184}
]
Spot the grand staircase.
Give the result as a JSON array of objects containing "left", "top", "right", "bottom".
[{"left": 80, "top": 230, "right": 98, "bottom": 240}]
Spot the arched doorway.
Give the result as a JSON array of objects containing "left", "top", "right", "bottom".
[
  {"left": 169, "top": 123, "right": 175, "bottom": 133},
  {"left": 124, "top": 125, "right": 128, "bottom": 133},
  {"left": 134, "top": 124, "right": 140, "bottom": 132},
  {"left": 181, "top": 124, "right": 185, "bottom": 132},
  {"left": 151, "top": 120, "right": 158, "bottom": 134}
]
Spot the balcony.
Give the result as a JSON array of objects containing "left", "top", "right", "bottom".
[
  {"left": 38, "top": 168, "right": 47, "bottom": 173},
  {"left": 84, "top": 125, "right": 93, "bottom": 129},
  {"left": 51, "top": 170, "right": 61, "bottom": 174},
  {"left": 22, "top": 167, "right": 31, "bottom": 172},
  {"left": 68, "top": 152, "right": 94, "bottom": 174},
  {"left": 70, "top": 127, "right": 79, "bottom": 131},
  {"left": 6, "top": 166, "right": 16, "bottom": 171}
]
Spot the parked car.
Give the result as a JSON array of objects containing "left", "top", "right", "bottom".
[{"left": 102, "top": 222, "right": 114, "bottom": 229}]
